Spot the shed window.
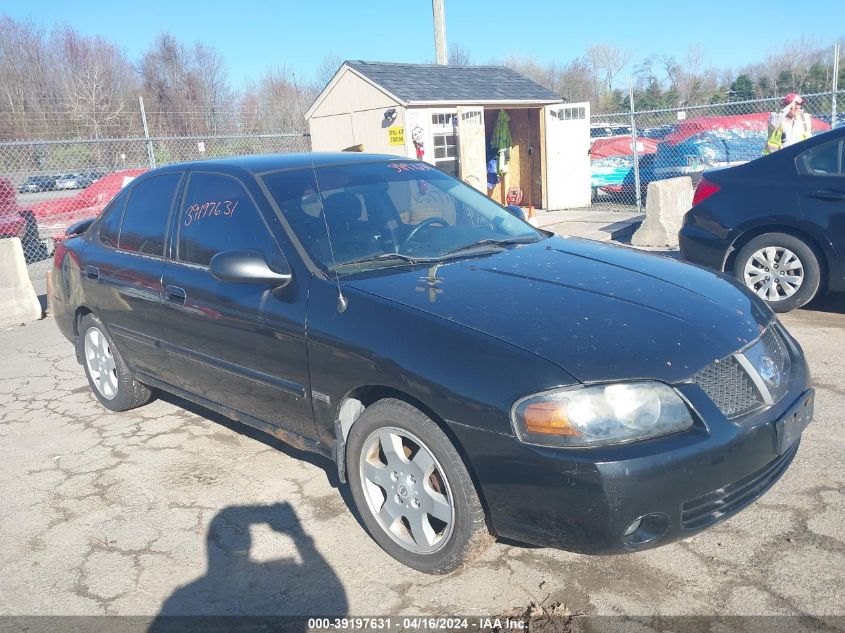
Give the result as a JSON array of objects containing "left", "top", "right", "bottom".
[
  {"left": 460, "top": 111, "right": 483, "bottom": 126},
  {"left": 433, "top": 134, "right": 457, "bottom": 159},
  {"left": 560, "top": 106, "right": 586, "bottom": 120},
  {"left": 432, "top": 113, "right": 456, "bottom": 127}
]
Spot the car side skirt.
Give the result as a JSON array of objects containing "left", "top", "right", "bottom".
[{"left": 135, "top": 372, "right": 331, "bottom": 460}]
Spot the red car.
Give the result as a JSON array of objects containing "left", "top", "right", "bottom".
[
  {"left": 0, "top": 176, "right": 39, "bottom": 251},
  {"left": 32, "top": 168, "right": 147, "bottom": 241}
]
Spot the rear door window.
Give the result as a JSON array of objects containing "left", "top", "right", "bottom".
[
  {"left": 118, "top": 173, "right": 182, "bottom": 255},
  {"left": 796, "top": 140, "right": 843, "bottom": 177},
  {"left": 177, "top": 172, "right": 278, "bottom": 267}
]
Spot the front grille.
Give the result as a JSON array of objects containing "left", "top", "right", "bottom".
[
  {"left": 760, "top": 326, "right": 788, "bottom": 375},
  {"left": 681, "top": 443, "right": 798, "bottom": 530},
  {"left": 692, "top": 356, "right": 762, "bottom": 417}
]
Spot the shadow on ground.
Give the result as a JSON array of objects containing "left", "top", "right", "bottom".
[
  {"left": 155, "top": 391, "right": 372, "bottom": 546},
  {"left": 805, "top": 292, "right": 845, "bottom": 315},
  {"left": 148, "top": 502, "right": 347, "bottom": 631}
]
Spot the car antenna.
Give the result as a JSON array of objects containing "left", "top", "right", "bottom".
[{"left": 292, "top": 71, "right": 348, "bottom": 313}]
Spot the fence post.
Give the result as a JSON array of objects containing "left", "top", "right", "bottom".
[
  {"left": 833, "top": 43, "right": 840, "bottom": 129},
  {"left": 628, "top": 77, "right": 642, "bottom": 212},
  {"left": 138, "top": 95, "right": 156, "bottom": 169}
]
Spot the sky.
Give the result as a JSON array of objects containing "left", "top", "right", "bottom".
[{"left": 2, "top": 0, "right": 844, "bottom": 88}]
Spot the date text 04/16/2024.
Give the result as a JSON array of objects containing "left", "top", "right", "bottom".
[{"left": 306, "top": 617, "right": 526, "bottom": 630}]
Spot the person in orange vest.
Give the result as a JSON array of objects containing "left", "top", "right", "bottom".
[{"left": 764, "top": 93, "right": 812, "bottom": 154}]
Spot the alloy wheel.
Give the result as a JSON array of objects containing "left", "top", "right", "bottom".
[
  {"left": 358, "top": 426, "right": 455, "bottom": 554},
  {"left": 84, "top": 327, "right": 118, "bottom": 400}
]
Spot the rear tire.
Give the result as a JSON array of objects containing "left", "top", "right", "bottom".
[
  {"left": 77, "top": 313, "right": 153, "bottom": 412},
  {"left": 346, "top": 399, "right": 491, "bottom": 574},
  {"left": 733, "top": 232, "right": 821, "bottom": 313}
]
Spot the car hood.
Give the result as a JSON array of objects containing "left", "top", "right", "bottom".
[{"left": 344, "top": 236, "right": 772, "bottom": 384}]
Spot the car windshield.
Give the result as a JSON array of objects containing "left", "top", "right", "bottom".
[{"left": 260, "top": 160, "right": 543, "bottom": 274}]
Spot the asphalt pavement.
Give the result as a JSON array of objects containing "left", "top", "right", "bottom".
[{"left": 0, "top": 285, "right": 842, "bottom": 626}]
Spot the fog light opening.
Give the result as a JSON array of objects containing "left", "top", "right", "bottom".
[{"left": 622, "top": 513, "right": 670, "bottom": 548}]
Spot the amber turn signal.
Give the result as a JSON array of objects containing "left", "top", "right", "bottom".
[{"left": 523, "top": 402, "right": 581, "bottom": 436}]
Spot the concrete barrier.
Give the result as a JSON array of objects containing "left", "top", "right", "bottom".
[
  {"left": 0, "top": 237, "right": 43, "bottom": 329},
  {"left": 631, "top": 176, "right": 694, "bottom": 248}
]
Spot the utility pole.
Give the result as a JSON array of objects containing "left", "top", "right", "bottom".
[
  {"left": 432, "top": 0, "right": 447, "bottom": 65},
  {"left": 832, "top": 43, "right": 840, "bottom": 129},
  {"left": 138, "top": 95, "right": 156, "bottom": 169},
  {"left": 629, "top": 77, "right": 642, "bottom": 213}
]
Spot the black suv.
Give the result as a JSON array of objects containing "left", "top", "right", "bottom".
[{"left": 52, "top": 153, "right": 813, "bottom": 574}]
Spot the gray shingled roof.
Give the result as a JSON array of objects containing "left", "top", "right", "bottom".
[{"left": 345, "top": 60, "right": 562, "bottom": 104}]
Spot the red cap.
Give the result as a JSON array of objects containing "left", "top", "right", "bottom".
[{"left": 782, "top": 93, "right": 804, "bottom": 106}]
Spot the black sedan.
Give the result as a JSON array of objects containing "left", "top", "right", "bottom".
[
  {"left": 680, "top": 125, "right": 845, "bottom": 312},
  {"left": 18, "top": 175, "right": 57, "bottom": 193},
  {"left": 51, "top": 153, "right": 813, "bottom": 574}
]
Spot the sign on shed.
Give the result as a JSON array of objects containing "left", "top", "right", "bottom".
[{"left": 388, "top": 127, "right": 405, "bottom": 145}]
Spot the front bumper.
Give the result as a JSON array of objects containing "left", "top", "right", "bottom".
[{"left": 450, "top": 360, "right": 810, "bottom": 555}]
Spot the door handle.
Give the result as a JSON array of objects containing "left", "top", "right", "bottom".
[
  {"left": 165, "top": 285, "right": 186, "bottom": 305},
  {"left": 85, "top": 266, "right": 99, "bottom": 281},
  {"left": 808, "top": 189, "right": 845, "bottom": 201}
]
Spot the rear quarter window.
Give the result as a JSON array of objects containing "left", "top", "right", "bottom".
[{"left": 97, "top": 189, "right": 130, "bottom": 249}]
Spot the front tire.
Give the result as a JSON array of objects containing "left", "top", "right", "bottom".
[
  {"left": 346, "top": 399, "right": 491, "bottom": 574},
  {"left": 733, "top": 232, "right": 821, "bottom": 313},
  {"left": 78, "top": 313, "right": 153, "bottom": 412}
]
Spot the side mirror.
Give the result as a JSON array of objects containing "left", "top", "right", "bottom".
[
  {"left": 505, "top": 205, "right": 526, "bottom": 221},
  {"left": 209, "top": 250, "right": 292, "bottom": 287}
]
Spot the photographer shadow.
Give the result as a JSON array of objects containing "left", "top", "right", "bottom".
[{"left": 149, "top": 502, "right": 347, "bottom": 632}]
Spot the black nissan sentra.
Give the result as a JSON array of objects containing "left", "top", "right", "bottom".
[{"left": 52, "top": 153, "right": 813, "bottom": 574}]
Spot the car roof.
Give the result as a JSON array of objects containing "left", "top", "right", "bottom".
[{"left": 149, "top": 152, "right": 409, "bottom": 176}]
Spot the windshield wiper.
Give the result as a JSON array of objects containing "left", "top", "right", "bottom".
[
  {"left": 439, "top": 236, "right": 541, "bottom": 258},
  {"left": 331, "top": 252, "right": 437, "bottom": 270}
]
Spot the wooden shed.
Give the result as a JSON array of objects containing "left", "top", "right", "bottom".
[{"left": 306, "top": 61, "right": 592, "bottom": 210}]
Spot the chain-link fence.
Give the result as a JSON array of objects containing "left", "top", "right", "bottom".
[
  {"left": 1, "top": 131, "right": 310, "bottom": 284},
  {"left": 590, "top": 90, "right": 844, "bottom": 211}
]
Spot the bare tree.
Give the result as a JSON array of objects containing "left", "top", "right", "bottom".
[
  {"left": 448, "top": 43, "right": 472, "bottom": 66},
  {"left": 254, "top": 65, "right": 311, "bottom": 133},
  {"left": 138, "top": 33, "right": 236, "bottom": 137},
  {"left": 51, "top": 27, "right": 138, "bottom": 139},
  {"left": 191, "top": 42, "right": 233, "bottom": 134},
  {"left": 585, "top": 44, "right": 630, "bottom": 95},
  {"left": 500, "top": 54, "right": 558, "bottom": 91},
  {"left": 313, "top": 53, "right": 344, "bottom": 91},
  {"left": 557, "top": 58, "right": 593, "bottom": 103},
  {"left": 655, "top": 45, "right": 720, "bottom": 107},
  {"left": 138, "top": 33, "right": 193, "bottom": 135},
  {"left": 0, "top": 16, "right": 57, "bottom": 138}
]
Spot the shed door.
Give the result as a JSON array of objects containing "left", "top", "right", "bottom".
[
  {"left": 544, "top": 102, "right": 591, "bottom": 209},
  {"left": 457, "top": 107, "right": 486, "bottom": 192}
]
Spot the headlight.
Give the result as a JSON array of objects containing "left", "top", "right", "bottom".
[{"left": 512, "top": 382, "right": 694, "bottom": 447}]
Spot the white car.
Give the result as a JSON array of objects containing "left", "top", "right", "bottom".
[{"left": 54, "top": 174, "right": 87, "bottom": 190}]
